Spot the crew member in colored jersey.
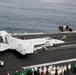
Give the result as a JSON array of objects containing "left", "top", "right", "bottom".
[
  {"left": 73, "top": 62, "right": 76, "bottom": 72},
  {"left": 15, "top": 71, "right": 18, "bottom": 75}
]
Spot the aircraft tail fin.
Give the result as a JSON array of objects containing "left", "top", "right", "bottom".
[
  {"left": 0, "top": 31, "right": 13, "bottom": 44},
  {"left": 0, "top": 31, "right": 9, "bottom": 42}
]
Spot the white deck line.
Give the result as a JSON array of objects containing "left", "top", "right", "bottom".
[
  {"left": 60, "top": 44, "right": 76, "bottom": 47},
  {"left": 22, "top": 58, "right": 76, "bottom": 69}
]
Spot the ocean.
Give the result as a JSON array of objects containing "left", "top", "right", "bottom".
[{"left": 0, "top": 0, "right": 76, "bottom": 33}]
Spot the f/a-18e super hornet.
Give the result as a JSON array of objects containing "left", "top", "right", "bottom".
[{"left": 0, "top": 31, "right": 65, "bottom": 55}]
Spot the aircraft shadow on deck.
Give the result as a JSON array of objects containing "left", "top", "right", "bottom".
[{"left": 0, "top": 49, "right": 30, "bottom": 59}]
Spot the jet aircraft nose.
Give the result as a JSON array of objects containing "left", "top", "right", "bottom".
[{"left": 55, "top": 39, "right": 65, "bottom": 44}]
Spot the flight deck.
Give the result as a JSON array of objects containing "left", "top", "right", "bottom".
[{"left": 0, "top": 32, "right": 76, "bottom": 75}]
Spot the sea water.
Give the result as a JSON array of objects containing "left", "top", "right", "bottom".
[{"left": 0, "top": 0, "right": 76, "bottom": 33}]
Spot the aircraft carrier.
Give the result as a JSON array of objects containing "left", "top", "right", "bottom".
[{"left": 0, "top": 31, "right": 76, "bottom": 75}]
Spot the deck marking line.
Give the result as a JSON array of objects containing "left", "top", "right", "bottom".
[
  {"left": 22, "top": 58, "right": 76, "bottom": 69},
  {"left": 60, "top": 44, "right": 76, "bottom": 47}
]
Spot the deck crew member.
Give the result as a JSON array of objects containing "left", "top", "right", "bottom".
[
  {"left": 39, "top": 67, "right": 42, "bottom": 75},
  {"left": 34, "top": 67, "right": 38, "bottom": 75},
  {"left": 15, "top": 71, "right": 19, "bottom": 75},
  {"left": 73, "top": 62, "right": 76, "bottom": 72}
]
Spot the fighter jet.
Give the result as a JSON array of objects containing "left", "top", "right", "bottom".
[{"left": 0, "top": 31, "right": 65, "bottom": 55}]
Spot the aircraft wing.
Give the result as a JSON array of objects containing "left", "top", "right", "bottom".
[
  {"left": 0, "top": 43, "right": 10, "bottom": 51},
  {"left": 15, "top": 41, "right": 34, "bottom": 55}
]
